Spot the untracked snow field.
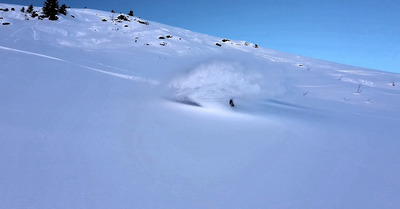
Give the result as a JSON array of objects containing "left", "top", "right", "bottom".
[{"left": 1, "top": 4, "right": 400, "bottom": 209}]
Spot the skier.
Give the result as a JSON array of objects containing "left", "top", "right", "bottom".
[{"left": 229, "top": 99, "right": 235, "bottom": 107}]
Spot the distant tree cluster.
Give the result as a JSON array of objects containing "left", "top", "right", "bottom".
[
  {"left": 19, "top": 1, "right": 67, "bottom": 20},
  {"left": 18, "top": 1, "right": 137, "bottom": 22},
  {"left": 21, "top": 4, "right": 37, "bottom": 19}
]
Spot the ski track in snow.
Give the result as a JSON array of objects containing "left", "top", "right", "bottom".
[
  {"left": 0, "top": 45, "right": 64, "bottom": 61},
  {"left": 0, "top": 45, "right": 159, "bottom": 85}
]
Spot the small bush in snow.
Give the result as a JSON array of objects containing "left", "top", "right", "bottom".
[
  {"left": 59, "top": 4, "right": 67, "bottom": 15},
  {"left": 11, "top": 7, "right": 15, "bottom": 11},
  {"left": 20, "top": 7, "right": 25, "bottom": 12},
  {"left": 31, "top": 11, "right": 38, "bottom": 18},
  {"left": 128, "top": 10, "right": 134, "bottom": 16},
  {"left": 27, "top": 4, "right": 34, "bottom": 13}
]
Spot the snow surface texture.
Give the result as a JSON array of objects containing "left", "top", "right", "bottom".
[{"left": 1, "top": 4, "right": 400, "bottom": 209}]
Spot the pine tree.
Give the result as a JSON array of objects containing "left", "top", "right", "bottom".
[
  {"left": 128, "top": 10, "right": 134, "bottom": 16},
  {"left": 43, "top": 0, "right": 59, "bottom": 20},
  {"left": 20, "top": 7, "right": 25, "bottom": 13},
  {"left": 59, "top": 4, "right": 67, "bottom": 15},
  {"left": 26, "top": 4, "right": 34, "bottom": 13}
]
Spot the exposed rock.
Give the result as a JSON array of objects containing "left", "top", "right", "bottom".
[
  {"left": 137, "top": 20, "right": 149, "bottom": 25},
  {"left": 221, "top": 38, "right": 230, "bottom": 43}
]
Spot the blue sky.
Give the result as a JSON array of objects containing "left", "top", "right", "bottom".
[{"left": 5, "top": 0, "right": 400, "bottom": 73}]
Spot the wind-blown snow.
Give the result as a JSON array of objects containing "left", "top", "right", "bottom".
[
  {"left": 1, "top": 3, "right": 400, "bottom": 209},
  {"left": 170, "top": 61, "right": 264, "bottom": 108}
]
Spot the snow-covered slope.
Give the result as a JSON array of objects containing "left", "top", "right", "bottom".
[{"left": 1, "top": 4, "right": 400, "bottom": 209}]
